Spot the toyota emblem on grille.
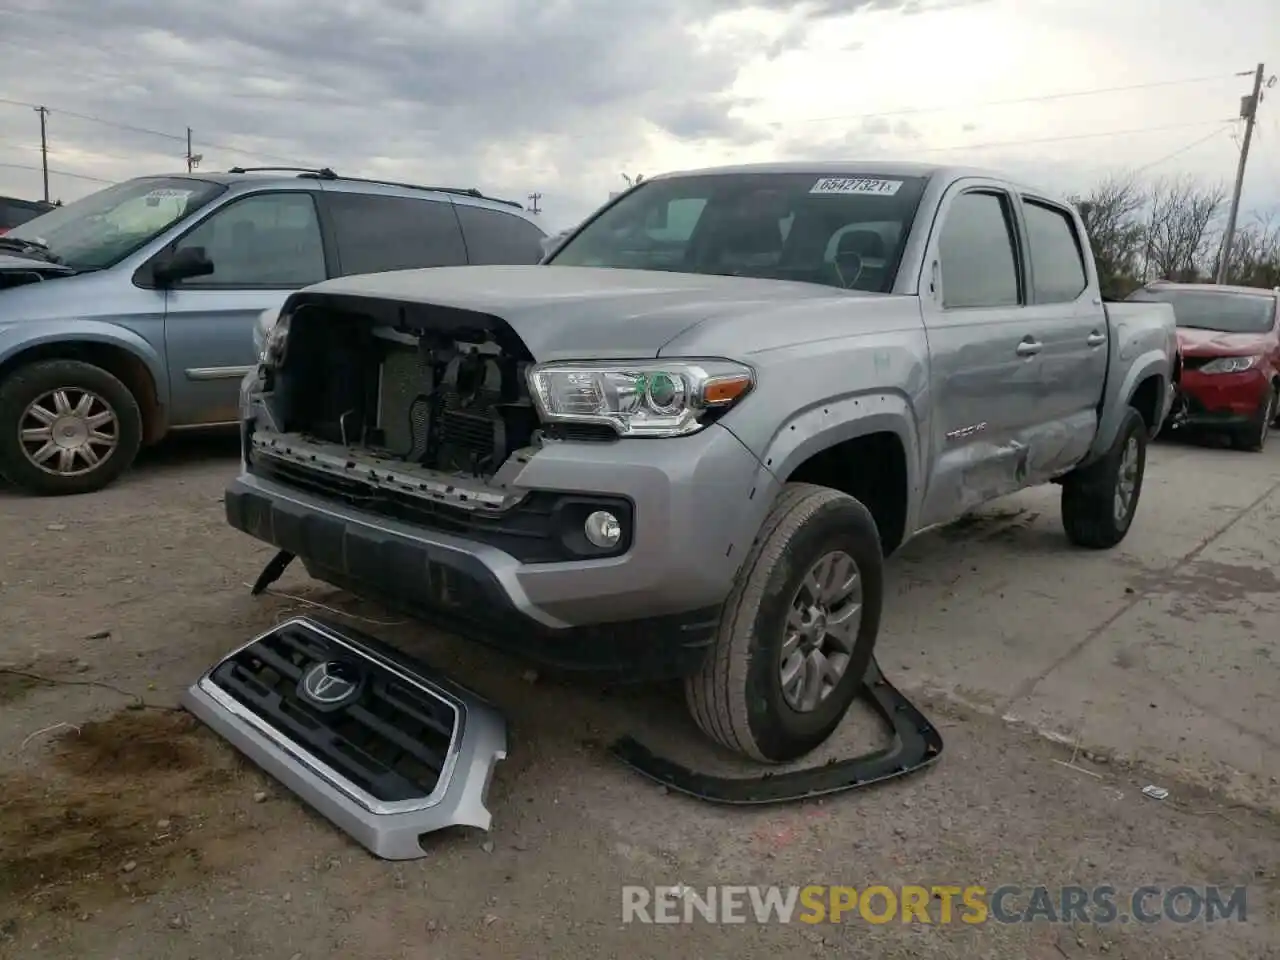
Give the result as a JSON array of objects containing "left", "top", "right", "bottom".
[{"left": 300, "top": 661, "right": 361, "bottom": 706}]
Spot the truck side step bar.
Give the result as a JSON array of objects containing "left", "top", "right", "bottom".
[
  {"left": 182, "top": 617, "right": 508, "bottom": 860},
  {"left": 610, "top": 657, "right": 942, "bottom": 804}
]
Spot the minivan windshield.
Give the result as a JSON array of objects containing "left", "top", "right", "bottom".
[
  {"left": 548, "top": 172, "right": 927, "bottom": 293},
  {"left": 1127, "top": 287, "right": 1277, "bottom": 334},
  {"left": 5, "top": 176, "right": 226, "bottom": 270}
]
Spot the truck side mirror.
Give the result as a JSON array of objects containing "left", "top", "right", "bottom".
[{"left": 152, "top": 245, "right": 214, "bottom": 286}]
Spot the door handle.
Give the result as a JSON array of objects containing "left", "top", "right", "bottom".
[
  {"left": 1016, "top": 339, "right": 1042, "bottom": 357},
  {"left": 1086, "top": 331, "right": 1106, "bottom": 347}
]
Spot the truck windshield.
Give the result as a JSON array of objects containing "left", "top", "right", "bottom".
[
  {"left": 548, "top": 172, "right": 927, "bottom": 293},
  {"left": 1128, "top": 288, "right": 1277, "bottom": 334},
  {"left": 5, "top": 176, "right": 226, "bottom": 271}
]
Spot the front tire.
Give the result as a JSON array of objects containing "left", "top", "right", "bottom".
[
  {"left": 1061, "top": 406, "right": 1148, "bottom": 550},
  {"left": 685, "top": 483, "right": 884, "bottom": 763},
  {"left": 0, "top": 359, "right": 143, "bottom": 496},
  {"left": 1230, "top": 387, "right": 1275, "bottom": 452}
]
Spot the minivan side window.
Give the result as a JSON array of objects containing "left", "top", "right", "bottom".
[
  {"left": 326, "top": 193, "right": 467, "bottom": 275},
  {"left": 454, "top": 204, "right": 546, "bottom": 265},
  {"left": 173, "top": 192, "right": 326, "bottom": 287},
  {"left": 938, "top": 191, "right": 1021, "bottom": 309},
  {"left": 1022, "top": 199, "right": 1087, "bottom": 303}
]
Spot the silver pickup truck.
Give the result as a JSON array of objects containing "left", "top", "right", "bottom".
[{"left": 227, "top": 161, "right": 1178, "bottom": 763}]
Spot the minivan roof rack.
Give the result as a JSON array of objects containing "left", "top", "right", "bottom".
[
  {"left": 227, "top": 165, "right": 338, "bottom": 178},
  {"left": 224, "top": 166, "right": 524, "bottom": 210}
]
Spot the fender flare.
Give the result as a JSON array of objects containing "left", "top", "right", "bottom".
[
  {"left": 753, "top": 391, "right": 923, "bottom": 527},
  {"left": 1088, "top": 348, "right": 1168, "bottom": 461},
  {"left": 0, "top": 320, "right": 170, "bottom": 409}
]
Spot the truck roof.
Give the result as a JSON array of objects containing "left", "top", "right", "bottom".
[{"left": 649, "top": 160, "right": 1024, "bottom": 186}]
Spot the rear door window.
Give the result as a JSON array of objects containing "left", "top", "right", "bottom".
[
  {"left": 454, "top": 204, "right": 547, "bottom": 264},
  {"left": 1022, "top": 200, "right": 1087, "bottom": 303},
  {"left": 325, "top": 193, "right": 468, "bottom": 275}
]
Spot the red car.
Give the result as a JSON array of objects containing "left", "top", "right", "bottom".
[{"left": 1127, "top": 281, "right": 1280, "bottom": 451}]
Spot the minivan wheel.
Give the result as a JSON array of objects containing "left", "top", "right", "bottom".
[
  {"left": 0, "top": 359, "right": 143, "bottom": 496},
  {"left": 684, "top": 482, "right": 883, "bottom": 763}
]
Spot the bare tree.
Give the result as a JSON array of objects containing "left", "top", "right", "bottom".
[
  {"left": 1070, "top": 175, "right": 1147, "bottom": 298},
  {"left": 1142, "top": 175, "right": 1227, "bottom": 281},
  {"left": 1218, "top": 213, "right": 1280, "bottom": 288}
]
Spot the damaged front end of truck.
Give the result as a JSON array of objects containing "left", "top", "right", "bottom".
[{"left": 243, "top": 291, "right": 550, "bottom": 518}]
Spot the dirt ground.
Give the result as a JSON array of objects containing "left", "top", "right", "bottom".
[{"left": 0, "top": 430, "right": 1277, "bottom": 960}]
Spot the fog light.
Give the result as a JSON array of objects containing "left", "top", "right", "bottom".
[{"left": 584, "top": 510, "right": 622, "bottom": 549}]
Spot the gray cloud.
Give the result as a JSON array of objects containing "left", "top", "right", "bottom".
[{"left": 0, "top": 0, "right": 977, "bottom": 224}]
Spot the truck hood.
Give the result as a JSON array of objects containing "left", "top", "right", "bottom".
[
  {"left": 293, "top": 264, "right": 856, "bottom": 361},
  {"left": 1176, "top": 326, "right": 1273, "bottom": 356}
]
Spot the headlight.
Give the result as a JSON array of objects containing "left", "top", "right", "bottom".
[
  {"left": 258, "top": 309, "right": 290, "bottom": 367},
  {"left": 527, "top": 359, "right": 753, "bottom": 437},
  {"left": 1199, "top": 355, "right": 1261, "bottom": 374}
]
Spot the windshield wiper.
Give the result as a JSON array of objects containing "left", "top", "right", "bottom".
[{"left": 0, "top": 236, "right": 60, "bottom": 263}]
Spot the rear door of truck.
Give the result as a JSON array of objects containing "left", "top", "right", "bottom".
[{"left": 1012, "top": 192, "right": 1109, "bottom": 475}]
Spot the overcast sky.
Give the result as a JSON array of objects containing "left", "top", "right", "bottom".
[{"left": 0, "top": 0, "right": 1277, "bottom": 230}]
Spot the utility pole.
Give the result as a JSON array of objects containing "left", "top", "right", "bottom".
[
  {"left": 185, "top": 128, "right": 202, "bottom": 172},
  {"left": 1217, "top": 63, "right": 1267, "bottom": 284},
  {"left": 33, "top": 106, "right": 49, "bottom": 202},
  {"left": 527, "top": 192, "right": 542, "bottom": 215}
]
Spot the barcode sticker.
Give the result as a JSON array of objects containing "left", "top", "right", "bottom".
[{"left": 810, "top": 177, "right": 903, "bottom": 196}]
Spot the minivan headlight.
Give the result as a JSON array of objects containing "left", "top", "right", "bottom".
[{"left": 527, "top": 359, "right": 754, "bottom": 437}]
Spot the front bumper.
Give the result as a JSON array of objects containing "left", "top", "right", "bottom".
[
  {"left": 1167, "top": 368, "right": 1269, "bottom": 429},
  {"left": 226, "top": 422, "right": 780, "bottom": 679}
]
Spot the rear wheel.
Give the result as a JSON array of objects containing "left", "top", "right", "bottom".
[
  {"left": 0, "top": 359, "right": 143, "bottom": 496},
  {"left": 1231, "top": 387, "right": 1275, "bottom": 452},
  {"left": 684, "top": 482, "right": 883, "bottom": 763},
  {"left": 1061, "top": 406, "right": 1148, "bottom": 550}
]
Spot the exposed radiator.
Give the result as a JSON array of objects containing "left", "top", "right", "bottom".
[
  {"left": 376, "top": 344, "right": 506, "bottom": 471},
  {"left": 378, "top": 345, "right": 433, "bottom": 459}
]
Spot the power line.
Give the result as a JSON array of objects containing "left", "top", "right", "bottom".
[
  {"left": 774, "top": 72, "right": 1245, "bottom": 127},
  {"left": 0, "top": 95, "right": 314, "bottom": 167},
  {"left": 915, "top": 118, "right": 1233, "bottom": 154},
  {"left": 1132, "top": 124, "right": 1238, "bottom": 175},
  {"left": 0, "top": 160, "right": 112, "bottom": 184}
]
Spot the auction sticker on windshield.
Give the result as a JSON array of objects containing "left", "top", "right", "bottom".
[
  {"left": 810, "top": 178, "right": 902, "bottom": 196},
  {"left": 143, "top": 188, "right": 195, "bottom": 201}
]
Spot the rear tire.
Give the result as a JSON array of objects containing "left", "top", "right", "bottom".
[
  {"left": 1231, "top": 387, "right": 1275, "bottom": 452},
  {"left": 684, "top": 482, "right": 884, "bottom": 763},
  {"left": 1061, "top": 406, "right": 1147, "bottom": 550},
  {"left": 0, "top": 359, "right": 143, "bottom": 496}
]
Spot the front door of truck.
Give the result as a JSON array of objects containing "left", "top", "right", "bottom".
[
  {"left": 154, "top": 190, "right": 327, "bottom": 426},
  {"left": 916, "top": 182, "right": 1041, "bottom": 527}
]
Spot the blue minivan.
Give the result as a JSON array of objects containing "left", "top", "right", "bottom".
[{"left": 0, "top": 167, "right": 545, "bottom": 495}]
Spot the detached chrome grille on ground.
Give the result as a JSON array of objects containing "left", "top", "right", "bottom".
[{"left": 182, "top": 617, "right": 508, "bottom": 860}]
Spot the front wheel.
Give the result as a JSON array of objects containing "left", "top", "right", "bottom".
[
  {"left": 684, "top": 483, "right": 883, "bottom": 763},
  {"left": 0, "top": 359, "right": 143, "bottom": 496},
  {"left": 1230, "top": 387, "right": 1275, "bottom": 452},
  {"left": 1061, "top": 406, "right": 1148, "bottom": 550}
]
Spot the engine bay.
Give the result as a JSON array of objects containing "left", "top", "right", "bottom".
[{"left": 253, "top": 299, "right": 546, "bottom": 505}]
